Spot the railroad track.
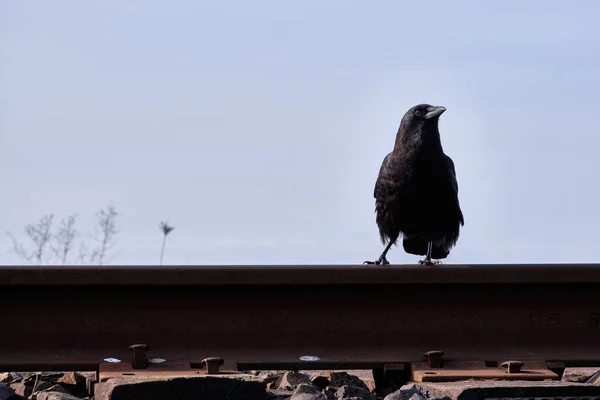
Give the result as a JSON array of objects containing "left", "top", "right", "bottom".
[{"left": 1, "top": 264, "right": 599, "bottom": 393}]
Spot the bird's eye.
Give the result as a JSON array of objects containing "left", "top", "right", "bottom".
[{"left": 414, "top": 110, "right": 422, "bottom": 117}]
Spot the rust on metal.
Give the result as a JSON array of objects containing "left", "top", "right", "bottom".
[
  {"left": 423, "top": 350, "right": 444, "bottom": 368},
  {"left": 0, "top": 264, "right": 599, "bottom": 371},
  {"left": 2, "top": 264, "right": 600, "bottom": 286},
  {"left": 201, "top": 357, "right": 224, "bottom": 374},
  {"left": 129, "top": 344, "right": 149, "bottom": 369},
  {"left": 412, "top": 360, "right": 558, "bottom": 382},
  {"left": 98, "top": 361, "right": 239, "bottom": 382},
  {"left": 501, "top": 360, "right": 524, "bottom": 374}
]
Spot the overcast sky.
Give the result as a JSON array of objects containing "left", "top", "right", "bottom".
[{"left": 2, "top": 1, "right": 600, "bottom": 265}]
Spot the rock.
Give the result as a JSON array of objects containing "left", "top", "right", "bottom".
[
  {"left": 56, "top": 373, "right": 87, "bottom": 397},
  {"left": 0, "top": 383, "right": 16, "bottom": 400},
  {"left": 322, "top": 389, "right": 336, "bottom": 400},
  {"left": 561, "top": 367, "right": 600, "bottom": 383},
  {"left": 409, "top": 381, "right": 600, "bottom": 399},
  {"left": 11, "top": 380, "right": 53, "bottom": 398},
  {"left": 94, "top": 375, "right": 265, "bottom": 400},
  {"left": 38, "top": 384, "right": 68, "bottom": 394},
  {"left": 259, "top": 371, "right": 285, "bottom": 389},
  {"left": 29, "top": 392, "right": 81, "bottom": 400},
  {"left": 384, "top": 383, "right": 421, "bottom": 400},
  {"left": 328, "top": 373, "right": 370, "bottom": 393},
  {"left": 258, "top": 371, "right": 283, "bottom": 382},
  {"left": 275, "top": 371, "right": 311, "bottom": 390},
  {"left": 56, "top": 373, "right": 83, "bottom": 388},
  {"left": 306, "top": 371, "right": 374, "bottom": 393},
  {"left": 334, "top": 385, "right": 375, "bottom": 400},
  {"left": 290, "top": 383, "right": 326, "bottom": 400},
  {"left": 24, "top": 374, "right": 62, "bottom": 384},
  {"left": 267, "top": 388, "right": 294, "bottom": 399},
  {"left": 0, "top": 373, "right": 22, "bottom": 385},
  {"left": 265, "top": 390, "right": 292, "bottom": 400},
  {"left": 308, "top": 372, "right": 331, "bottom": 390},
  {"left": 382, "top": 390, "right": 405, "bottom": 400},
  {"left": 407, "top": 394, "right": 426, "bottom": 400}
]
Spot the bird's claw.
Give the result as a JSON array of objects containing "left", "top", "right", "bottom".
[
  {"left": 363, "top": 257, "right": 390, "bottom": 266},
  {"left": 418, "top": 258, "right": 441, "bottom": 266}
]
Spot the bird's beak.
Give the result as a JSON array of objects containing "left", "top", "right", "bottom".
[{"left": 425, "top": 106, "right": 446, "bottom": 120}]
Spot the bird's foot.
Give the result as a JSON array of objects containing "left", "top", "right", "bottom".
[
  {"left": 363, "top": 256, "right": 390, "bottom": 266},
  {"left": 418, "top": 257, "right": 441, "bottom": 266}
]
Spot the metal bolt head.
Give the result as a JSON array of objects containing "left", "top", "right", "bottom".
[
  {"left": 501, "top": 360, "right": 524, "bottom": 374},
  {"left": 129, "top": 344, "right": 150, "bottom": 351},
  {"left": 201, "top": 357, "right": 224, "bottom": 374},
  {"left": 128, "top": 344, "right": 150, "bottom": 370},
  {"left": 423, "top": 350, "right": 444, "bottom": 368}
]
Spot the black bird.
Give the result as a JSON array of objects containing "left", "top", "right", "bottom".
[{"left": 364, "top": 104, "right": 464, "bottom": 265}]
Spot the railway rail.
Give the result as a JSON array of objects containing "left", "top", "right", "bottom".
[{"left": 1, "top": 263, "right": 599, "bottom": 390}]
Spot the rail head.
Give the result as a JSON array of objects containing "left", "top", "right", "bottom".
[{"left": 1, "top": 264, "right": 600, "bottom": 286}]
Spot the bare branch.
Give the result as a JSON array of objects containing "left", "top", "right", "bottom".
[
  {"left": 8, "top": 215, "right": 55, "bottom": 264},
  {"left": 76, "top": 241, "right": 89, "bottom": 265},
  {"left": 7, "top": 205, "right": 121, "bottom": 266},
  {"left": 159, "top": 221, "right": 175, "bottom": 265},
  {"left": 27, "top": 214, "right": 55, "bottom": 264},
  {"left": 92, "top": 204, "right": 119, "bottom": 265},
  {"left": 6, "top": 231, "right": 32, "bottom": 263},
  {"left": 52, "top": 214, "right": 78, "bottom": 265}
]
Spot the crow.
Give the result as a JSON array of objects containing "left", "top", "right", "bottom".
[{"left": 364, "top": 104, "right": 464, "bottom": 266}]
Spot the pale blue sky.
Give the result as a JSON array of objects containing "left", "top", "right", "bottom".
[{"left": 2, "top": 1, "right": 600, "bottom": 265}]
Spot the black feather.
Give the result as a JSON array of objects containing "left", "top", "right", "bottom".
[{"left": 372, "top": 103, "right": 464, "bottom": 261}]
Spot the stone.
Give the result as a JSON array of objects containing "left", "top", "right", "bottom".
[
  {"left": 306, "top": 371, "right": 374, "bottom": 394},
  {"left": 11, "top": 380, "right": 53, "bottom": 398},
  {"left": 328, "top": 372, "right": 370, "bottom": 393},
  {"left": 407, "top": 394, "right": 426, "bottom": 400},
  {"left": 382, "top": 390, "right": 405, "bottom": 400},
  {"left": 94, "top": 375, "right": 265, "bottom": 400},
  {"left": 267, "top": 388, "right": 294, "bottom": 399},
  {"left": 308, "top": 372, "right": 331, "bottom": 390},
  {"left": 275, "top": 371, "right": 311, "bottom": 390},
  {"left": 0, "top": 383, "right": 16, "bottom": 400},
  {"left": 29, "top": 391, "right": 81, "bottom": 400},
  {"left": 258, "top": 371, "right": 284, "bottom": 386},
  {"left": 322, "top": 389, "right": 336, "bottom": 400},
  {"left": 290, "top": 383, "right": 326, "bottom": 400},
  {"left": 0, "top": 373, "right": 22, "bottom": 385},
  {"left": 24, "top": 374, "right": 62, "bottom": 384},
  {"left": 265, "top": 390, "right": 292, "bottom": 400},
  {"left": 410, "top": 380, "right": 600, "bottom": 400},
  {"left": 56, "top": 373, "right": 87, "bottom": 397},
  {"left": 384, "top": 383, "right": 421, "bottom": 400},
  {"left": 334, "top": 385, "right": 375, "bottom": 400},
  {"left": 56, "top": 373, "right": 83, "bottom": 388},
  {"left": 38, "top": 384, "right": 68, "bottom": 394},
  {"left": 561, "top": 366, "right": 600, "bottom": 382}
]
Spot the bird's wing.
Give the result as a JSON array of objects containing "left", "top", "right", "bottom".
[
  {"left": 444, "top": 154, "right": 458, "bottom": 192},
  {"left": 444, "top": 154, "right": 464, "bottom": 225},
  {"left": 373, "top": 152, "right": 394, "bottom": 199}
]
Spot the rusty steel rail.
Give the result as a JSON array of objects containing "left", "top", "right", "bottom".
[{"left": 0, "top": 264, "right": 599, "bottom": 372}]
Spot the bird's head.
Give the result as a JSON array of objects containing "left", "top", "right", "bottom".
[
  {"left": 403, "top": 103, "right": 446, "bottom": 125},
  {"left": 395, "top": 104, "right": 447, "bottom": 149}
]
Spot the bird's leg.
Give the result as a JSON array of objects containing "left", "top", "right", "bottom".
[
  {"left": 419, "top": 241, "right": 434, "bottom": 265},
  {"left": 419, "top": 241, "right": 441, "bottom": 265},
  {"left": 364, "top": 241, "right": 393, "bottom": 265}
]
